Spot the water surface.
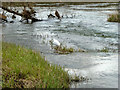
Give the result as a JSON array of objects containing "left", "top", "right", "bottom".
[{"left": 2, "top": 3, "right": 118, "bottom": 88}]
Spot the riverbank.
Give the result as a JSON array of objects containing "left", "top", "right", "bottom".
[{"left": 2, "top": 42, "right": 70, "bottom": 88}]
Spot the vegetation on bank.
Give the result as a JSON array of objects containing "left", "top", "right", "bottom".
[
  {"left": 2, "top": 42, "right": 70, "bottom": 88},
  {"left": 53, "top": 46, "right": 74, "bottom": 54},
  {"left": 53, "top": 45, "right": 85, "bottom": 54},
  {"left": 53, "top": 45, "right": 114, "bottom": 54},
  {"left": 107, "top": 13, "right": 120, "bottom": 23}
]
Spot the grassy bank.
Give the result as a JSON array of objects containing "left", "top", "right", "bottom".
[
  {"left": 107, "top": 13, "right": 120, "bottom": 23},
  {"left": 2, "top": 42, "right": 70, "bottom": 88}
]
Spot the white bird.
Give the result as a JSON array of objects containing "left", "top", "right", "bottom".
[{"left": 49, "top": 38, "right": 60, "bottom": 47}]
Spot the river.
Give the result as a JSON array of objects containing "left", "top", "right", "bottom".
[{"left": 2, "top": 2, "right": 118, "bottom": 88}]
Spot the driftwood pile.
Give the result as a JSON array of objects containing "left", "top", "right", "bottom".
[
  {"left": 0, "top": 5, "right": 42, "bottom": 23},
  {"left": 0, "top": 4, "right": 73, "bottom": 24}
]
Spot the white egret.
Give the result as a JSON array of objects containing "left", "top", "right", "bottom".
[{"left": 49, "top": 38, "right": 60, "bottom": 47}]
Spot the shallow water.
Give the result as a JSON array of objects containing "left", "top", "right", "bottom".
[{"left": 2, "top": 3, "right": 118, "bottom": 88}]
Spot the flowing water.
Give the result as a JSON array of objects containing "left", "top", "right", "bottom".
[{"left": 2, "top": 3, "right": 118, "bottom": 88}]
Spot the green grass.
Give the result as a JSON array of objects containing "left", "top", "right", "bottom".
[
  {"left": 2, "top": 42, "right": 70, "bottom": 88},
  {"left": 107, "top": 13, "right": 120, "bottom": 23}
]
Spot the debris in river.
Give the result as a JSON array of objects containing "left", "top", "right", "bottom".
[
  {"left": 55, "top": 10, "right": 61, "bottom": 19},
  {"left": 70, "top": 75, "right": 80, "bottom": 82},
  {"left": 70, "top": 75, "right": 90, "bottom": 82},
  {"left": 48, "top": 14, "right": 55, "bottom": 18},
  {"left": 0, "top": 5, "right": 41, "bottom": 23},
  {"left": 12, "top": 14, "right": 16, "bottom": 19},
  {"left": 9, "top": 21, "right": 14, "bottom": 23},
  {"left": 28, "top": 4, "right": 36, "bottom": 16}
]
